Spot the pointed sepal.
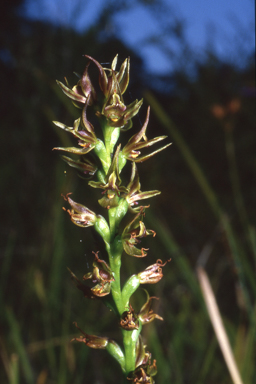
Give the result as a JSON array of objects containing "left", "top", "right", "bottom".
[
  {"left": 122, "top": 106, "right": 171, "bottom": 161},
  {"left": 138, "top": 290, "right": 163, "bottom": 325},
  {"left": 61, "top": 155, "right": 97, "bottom": 175}
]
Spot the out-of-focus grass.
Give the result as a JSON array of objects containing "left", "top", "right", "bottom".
[
  {"left": 6, "top": 308, "right": 34, "bottom": 384},
  {"left": 2, "top": 86, "right": 255, "bottom": 384},
  {"left": 1, "top": 12, "right": 255, "bottom": 383},
  {"left": 2, "top": 83, "right": 255, "bottom": 384},
  {"left": 143, "top": 91, "right": 255, "bottom": 384}
]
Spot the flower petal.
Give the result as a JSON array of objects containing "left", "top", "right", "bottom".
[
  {"left": 84, "top": 55, "right": 108, "bottom": 95},
  {"left": 61, "top": 155, "right": 97, "bottom": 175},
  {"left": 53, "top": 145, "right": 95, "bottom": 155},
  {"left": 56, "top": 80, "right": 87, "bottom": 103},
  {"left": 132, "top": 143, "right": 172, "bottom": 163}
]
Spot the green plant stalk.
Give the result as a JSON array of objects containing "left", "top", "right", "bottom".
[
  {"left": 103, "top": 122, "right": 141, "bottom": 374},
  {"left": 107, "top": 244, "right": 123, "bottom": 315},
  {"left": 54, "top": 55, "right": 167, "bottom": 383},
  {"left": 105, "top": 230, "right": 140, "bottom": 376},
  {"left": 122, "top": 325, "right": 142, "bottom": 374}
]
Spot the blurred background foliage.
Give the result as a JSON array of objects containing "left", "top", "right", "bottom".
[{"left": 0, "top": 0, "right": 255, "bottom": 383}]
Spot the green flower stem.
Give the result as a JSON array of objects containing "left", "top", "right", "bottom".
[
  {"left": 108, "top": 250, "right": 123, "bottom": 315},
  {"left": 106, "top": 203, "right": 142, "bottom": 377},
  {"left": 104, "top": 233, "right": 124, "bottom": 316},
  {"left": 122, "top": 323, "right": 142, "bottom": 375},
  {"left": 97, "top": 118, "right": 144, "bottom": 380}
]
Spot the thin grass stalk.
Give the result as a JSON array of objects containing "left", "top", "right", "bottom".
[
  {"left": 240, "top": 305, "right": 256, "bottom": 383},
  {"left": 197, "top": 266, "right": 244, "bottom": 384},
  {"left": 0, "top": 337, "right": 18, "bottom": 384},
  {"left": 224, "top": 128, "right": 249, "bottom": 232},
  {"left": 224, "top": 127, "right": 256, "bottom": 260},
  {"left": 5, "top": 308, "right": 34, "bottom": 384},
  {"left": 196, "top": 337, "right": 217, "bottom": 384},
  {"left": 9, "top": 354, "right": 19, "bottom": 384}
]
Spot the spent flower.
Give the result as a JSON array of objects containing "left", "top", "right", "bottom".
[
  {"left": 62, "top": 193, "right": 97, "bottom": 227},
  {"left": 138, "top": 259, "right": 171, "bottom": 284},
  {"left": 120, "top": 304, "right": 140, "bottom": 330}
]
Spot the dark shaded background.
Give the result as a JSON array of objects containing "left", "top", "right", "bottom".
[{"left": 0, "top": 1, "right": 255, "bottom": 383}]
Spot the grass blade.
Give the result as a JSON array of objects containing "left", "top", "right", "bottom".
[
  {"left": 5, "top": 308, "right": 34, "bottom": 384},
  {"left": 197, "top": 266, "right": 244, "bottom": 384}
]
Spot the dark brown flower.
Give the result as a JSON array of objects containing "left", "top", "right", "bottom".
[
  {"left": 127, "top": 337, "right": 157, "bottom": 383},
  {"left": 119, "top": 304, "right": 140, "bottom": 330}
]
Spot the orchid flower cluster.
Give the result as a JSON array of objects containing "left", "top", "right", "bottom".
[{"left": 54, "top": 54, "right": 171, "bottom": 383}]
